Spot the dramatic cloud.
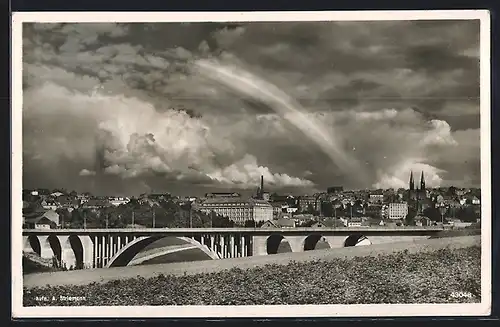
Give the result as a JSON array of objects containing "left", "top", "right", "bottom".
[{"left": 22, "top": 20, "right": 481, "bottom": 195}]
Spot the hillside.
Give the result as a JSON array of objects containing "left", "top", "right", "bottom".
[{"left": 23, "top": 236, "right": 481, "bottom": 305}]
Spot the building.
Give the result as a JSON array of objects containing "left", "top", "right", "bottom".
[
  {"left": 369, "top": 193, "right": 384, "bottom": 204},
  {"left": 364, "top": 204, "right": 382, "bottom": 218},
  {"left": 109, "top": 197, "right": 130, "bottom": 207},
  {"left": 275, "top": 217, "right": 296, "bottom": 228},
  {"left": 56, "top": 195, "right": 80, "bottom": 209},
  {"left": 199, "top": 197, "right": 273, "bottom": 223},
  {"left": 407, "top": 170, "right": 427, "bottom": 213},
  {"left": 271, "top": 202, "right": 287, "bottom": 219},
  {"left": 23, "top": 210, "right": 60, "bottom": 229},
  {"left": 414, "top": 215, "right": 432, "bottom": 227},
  {"left": 298, "top": 195, "right": 319, "bottom": 212},
  {"left": 346, "top": 217, "right": 369, "bottom": 227},
  {"left": 261, "top": 220, "right": 278, "bottom": 228},
  {"left": 41, "top": 199, "right": 58, "bottom": 211},
  {"left": 205, "top": 192, "right": 241, "bottom": 198},
  {"left": 327, "top": 186, "right": 344, "bottom": 194},
  {"left": 388, "top": 203, "right": 409, "bottom": 220},
  {"left": 254, "top": 175, "right": 271, "bottom": 201},
  {"left": 312, "top": 218, "right": 341, "bottom": 228},
  {"left": 82, "top": 198, "right": 111, "bottom": 209}
]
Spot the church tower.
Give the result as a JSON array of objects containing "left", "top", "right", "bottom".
[
  {"left": 420, "top": 171, "right": 426, "bottom": 194},
  {"left": 409, "top": 171, "right": 415, "bottom": 191},
  {"left": 408, "top": 171, "right": 415, "bottom": 203}
]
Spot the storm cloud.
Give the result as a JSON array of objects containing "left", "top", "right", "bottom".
[{"left": 22, "top": 20, "right": 481, "bottom": 196}]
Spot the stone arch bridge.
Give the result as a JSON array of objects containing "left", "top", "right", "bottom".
[{"left": 22, "top": 227, "right": 443, "bottom": 269}]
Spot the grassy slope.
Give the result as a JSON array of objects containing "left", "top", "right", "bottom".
[
  {"left": 23, "top": 244, "right": 481, "bottom": 305},
  {"left": 24, "top": 235, "right": 479, "bottom": 289}
]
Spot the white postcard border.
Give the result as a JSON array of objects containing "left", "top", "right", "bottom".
[{"left": 11, "top": 10, "right": 492, "bottom": 318}]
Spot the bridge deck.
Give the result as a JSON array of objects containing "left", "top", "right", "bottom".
[{"left": 23, "top": 226, "right": 445, "bottom": 234}]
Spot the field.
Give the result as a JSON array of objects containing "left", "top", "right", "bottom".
[{"left": 23, "top": 237, "right": 481, "bottom": 306}]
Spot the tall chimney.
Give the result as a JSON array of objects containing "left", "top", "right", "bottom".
[{"left": 260, "top": 175, "right": 264, "bottom": 195}]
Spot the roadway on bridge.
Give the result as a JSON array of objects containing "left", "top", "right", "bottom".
[{"left": 23, "top": 235, "right": 480, "bottom": 289}]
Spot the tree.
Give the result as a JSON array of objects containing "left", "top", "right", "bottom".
[
  {"left": 405, "top": 207, "right": 417, "bottom": 226},
  {"left": 447, "top": 186, "right": 457, "bottom": 197},
  {"left": 456, "top": 207, "right": 478, "bottom": 223},
  {"left": 244, "top": 220, "right": 257, "bottom": 227},
  {"left": 423, "top": 207, "right": 442, "bottom": 222},
  {"left": 56, "top": 208, "right": 71, "bottom": 228},
  {"left": 212, "top": 215, "right": 234, "bottom": 228},
  {"left": 320, "top": 202, "right": 333, "bottom": 217},
  {"left": 70, "top": 209, "right": 84, "bottom": 228}
]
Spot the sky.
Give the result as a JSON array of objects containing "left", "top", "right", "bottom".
[{"left": 21, "top": 20, "right": 481, "bottom": 197}]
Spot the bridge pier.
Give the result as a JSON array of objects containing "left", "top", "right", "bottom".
[
  {"left": 38, "top": 235, "right": 56, "bottom": 260},
  {"left": 252, "top": 235, "right": 268, "bottom": 256},
  {"left": 286, "top": 236, "right": 306, "bottom": 253},
  {"left": 56, "top": 235, "right": 77, "bottom": 269},
  {"left": 323, "top": 236, "right": 347, "bottom": 248},
  {"left": 23, "top": 236, "right": 35, "bottom": 253},
  {"left": 229, "top": 235, "right": 235, "bottom": 258},
  {"left": 78, "top": 235, "right": 94, "bottom": 269},
  {"left": 241, "top": 235, "right": 246, "bottom": 257}
]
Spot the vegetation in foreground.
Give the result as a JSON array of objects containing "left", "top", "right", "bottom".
[{"left": 23, "top": 246, "right": 480, "bottom": 306}]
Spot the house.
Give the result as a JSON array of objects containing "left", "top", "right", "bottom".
[
  {"left": 23, "top": 210, "right": 60, "bottom": 229},
  {"left": 312, "top": 219, "right": 340, "bottom": 228},
  {"left": 420, "top": 198, "right": 435, "bottom": 211},
  {"left": 369, "top": 193, "right": 384, "bottom": 204},
  {"left": 261, "top": 220, "right": 278, "bottom": 228},
  {"left": 41, "top": 199, "right": 59, "bottom": 211},
  {"left": 293, "top": 213, "right": 315, "bottom": 223},
  {"left": 346, "top": 217, "right": 369, "bottom": 227},
  {"left": 271, "top": 202, "right": 287, "bottom": 218},
  {"left": 414, "top": 215, "right": 432, "bottom": 227},
  {"left": 465, "top": 195, "right": 481, "bottom": 205},
  {"left": 109, "top": 197, "right": 130, "bottom": 207},
  {"left": 56, "top": 195, "right": 80, "bottom": 209},
  {"left": 82, "top": 198, "right": 111, "bottom": 209},
  {"left": 312, "top": 221, "right": 326, "bottom": 228},
  {"left": 275, "top": 218, "right": 296, "bottom": 228},
  {"left": 443, "top": 197, "right": 461, "bottom": 209}
]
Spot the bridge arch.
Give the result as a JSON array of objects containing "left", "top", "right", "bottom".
[
  {"left": 266, "top": 234, "right": 292, "bottom": 254},
  {"left": 24, "top": 235, "right": 41, "bottom": 255},
  {"left": 344, "top": 234, "right": 372, "bottom": 247},
  {"left": 106, "top": 236, "right": 219, "bottom": 268},
  {"left": 303, "top": 234, "right": 331, "bottom": 251}
]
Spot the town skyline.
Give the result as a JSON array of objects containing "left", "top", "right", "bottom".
[{"left": 22, "top": 21, "right": 481, "bottom": 196}]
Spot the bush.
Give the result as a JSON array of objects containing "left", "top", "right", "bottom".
[{"left": 23, "top": 246, "right": 481, "bottom": 306}]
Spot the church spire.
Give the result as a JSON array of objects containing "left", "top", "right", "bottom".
[
  {"left": 420, "top": 171, "right": 426, "bottom": 191},
  {"left": 409, "top": 171, "right": 415, "bottom": 191}
]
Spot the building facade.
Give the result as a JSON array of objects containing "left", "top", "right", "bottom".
[
  {"left": 199, "top": 198, "right": 273, "bottom": 223},
  {"left": 298, "top": 195, "right": 319, "bottom": 212},
  {"left": 388, "top": 203, "right": 409, "bottom": 220}
]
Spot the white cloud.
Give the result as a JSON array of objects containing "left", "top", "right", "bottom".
[
  {"left": 23, "top": 81, "right": 312, "bottom": 189},
  {"left": 79, "top": 169, "right": 96, "bottom": 176}
]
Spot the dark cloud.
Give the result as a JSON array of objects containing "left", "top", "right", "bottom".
[{"left": 22, "top": 20, "right": 482, "bottom": 195}]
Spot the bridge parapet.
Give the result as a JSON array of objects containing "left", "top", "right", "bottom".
[
  {"left": 23, "top": 226, "right": 444, "bottom": 235},
  {"left": 22, "top": 227, "right": 444, "bottom": 270}
]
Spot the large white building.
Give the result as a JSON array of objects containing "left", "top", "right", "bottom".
[
  {"left": 199, "top": 198, "right": 273, "bottom": 223},
  {"left": 388, "top": 203, "right": 409, "bottom": 220}
]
